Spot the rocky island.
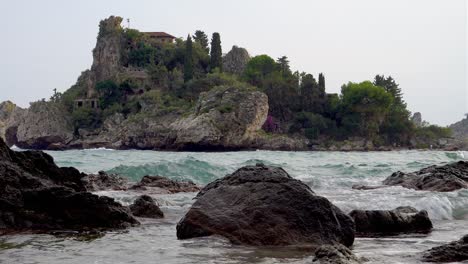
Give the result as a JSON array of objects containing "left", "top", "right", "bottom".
[{"left": 0, "top": 16, "right": 458, "bottom": 151}]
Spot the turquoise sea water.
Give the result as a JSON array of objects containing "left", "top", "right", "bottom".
[{"left": 1, "top": 149, "right": 468, "bottom": 263}]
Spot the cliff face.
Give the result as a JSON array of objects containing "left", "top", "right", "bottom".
[
  {"left": 171, "top": 86, "right": 268, "bottom": 149},
  {"left": 66, "top": 85, "right": 270, "bottom": 150},
  {"left": 87, "top": 16, "right": 123, "bottom": 98},
  {"left": 0, "top": 101, "right": 25, "bottom": 146}
]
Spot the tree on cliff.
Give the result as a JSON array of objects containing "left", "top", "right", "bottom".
[
  {"left": 194, "top": 30, "right": 209, "bottom": 54},
  {"left": 339, "top": 81, "right": 393, "bottom": 138},
  {"left": 374, "top": 74, "right": 413, "bottom": 144},
  {"left": 210, "top": 33, "right": 222, "bottom": 72},
  {"left": 243, "top": 55, "right": 277, "bottom": 87},
  {"left": 277, "top": 56, "right": 291, "bottom": 76},
  {"left": 184, "top": 35, "right": 194, "bottom": 82}
]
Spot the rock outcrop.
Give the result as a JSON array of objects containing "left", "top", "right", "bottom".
[
  {"left": 422, "top": 234, "right": 468, "bottom": 262},
  {"left": 130, "top": 175, "right": 200, "bottom": 193},
  {"left": 349, "top": 206, "right": 432, "bottom": 235},
  {"left": 0, "top": 101, "right": 26, "bottom": 146},
  {"left": 12, "top": 101, "right": 73, "bottom": 149},
  {"left": 382, "top": 161, "right": 468, "bottom": 192},
  {"left": 176, "top": 164, "right": 355, "bottom": 247},
  {"left": 0, "top": 137, "right": 138, "bottom": 233},
  {"left": 222, "top": 46, "right": 250, "bottom": 75},
  {"left": 313, "top": 244, "right": 363, "bottom": 264},
  {"left": 171, "top": 85, "right": 269, "bottom": 150},
  {"left": 129, "top": 195, "right": 164, "bottom": 218}
]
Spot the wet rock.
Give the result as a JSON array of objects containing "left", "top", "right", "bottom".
[
  {"left": 0, "top": 137, "right": 138, "bottom": 233},
  {"left": 177, "top": 164, "right": 355, "bottom": 247},
  {"left": 383, "top": 161, "right": 468, "bottom": 192},
  {"left": 313, "top": 244, "right": 363, "bottom": 264},
  {"left": 130, "top": 175, "right": 200, "bottom": 193},
  {"left": 349, "top": 206, "right": 432, "bottom": 235},
  {"left": 129, "top": 195, "right": 164, "bottom": 218},
  {"left": 83, "top": 171, "right": 128, "bottom": 191},
  {"left": 422, "top": 234, "right": 468, "bottom": 262}
]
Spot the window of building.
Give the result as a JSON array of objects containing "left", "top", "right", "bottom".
[
  {"left": 91, "top": 101, "right": 95, "bottom": 108},
  {"left": 77, "top": 101, "right": 83, "bottom": 107}
]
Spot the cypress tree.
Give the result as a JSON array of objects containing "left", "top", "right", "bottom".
[
  {"left": 184, "top": 35, "right": 194, "bottom": 82},
  {"left": 193, "top": 30, "right": 209, "bottom": 54},
  {"left": 210, "top": 32, "right": 222, "bottom": 72},
  {"left": 318, "top": 73, "right": 326, "bottom": 95}
]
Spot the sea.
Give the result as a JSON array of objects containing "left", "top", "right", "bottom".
[{"left": 1, "top": 148, "right": 467, "bottom": 264}]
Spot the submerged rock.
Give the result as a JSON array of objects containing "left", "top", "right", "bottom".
[
  {"left": 83, "top": 171, "right": 128, "bottom": 191},
  {"left": 313, "top": 244, "right": 363, "bottom": 264},
  {"left": 422, "top": 234, "right": 468, "bottom": 262},
  {"left": 129, "top": 195, "right": 164, "bottom": 218},
  {"left": 382, "top": 161, "right": 468, "bottom": 192},
  {"left": 349, "top": 206, "right": 432, "bottom": 235},
  {"left": 0, "top": 138, "right": 138, "bottom": 233},
  {"left": 130, "top": 175, "right": 200, "bottom": 193},
  {"left": 176, "top": 164, "right": 355, "bottom": 247}
]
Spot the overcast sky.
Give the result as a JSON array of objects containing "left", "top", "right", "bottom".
[{"left": 1, "top": 0, "right": 466, "bottom": 125}]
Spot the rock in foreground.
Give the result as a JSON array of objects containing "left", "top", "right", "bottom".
[
  {"left": 176, "top": 164, "right": 355, "bottom": 247},
  {"left": 422, "top": 234, "right": 468, "bottom": 262},
  {"left": 382, "top": 161, "right": 468, "bottom": 192},
  {"left": 130, "top": 195, "right": 164, "bottom": 218},
  {"left": 0, "top": 138, "right": 138, "bottom": 233},
  {"left": 349, "top": 206, "right": 432, "bottom": 235}
]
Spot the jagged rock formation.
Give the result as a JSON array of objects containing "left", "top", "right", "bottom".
[
  {"left": 14, "top": 101, "right": 74, "bottom": 149},
  {"left": 449, "top": 116, "right": 468, "bottom": 141},
  {"left": 177, "top": 164, "right": 355, "bottom": 247},
  {"left": 349, "top": 206, "right": 432, "bottom": 235},
  {"left": 0, "top": 101, "right": 25, "bottom": 146},
  {"left": 222, "top": 46, "right": 250, "bottom": 75},
  {"left": 422, "top": 234, "right": 468, "bottom": 262},
  {"left": 382, "top": 161, "right": 468, "bottom": 192},
  {"left": 0, "top": 137, "right": 138, "bottom": 233},
  {"left": 129, "top": 195, "right": 164, "bottom": 218}
]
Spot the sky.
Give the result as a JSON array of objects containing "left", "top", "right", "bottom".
[{"left": 0, "top": 0, "right": 466, "bottom": 126}]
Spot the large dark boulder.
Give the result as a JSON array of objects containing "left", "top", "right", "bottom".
[
  {"left": 0, "top": 138, "right": 138, "bottom": 233},
  {"left": 422, "top": 234, "right": 468, "bottom": 262},
  {"left": 349, "top": 206, "right": 432, "bottom": 236},
  {"left": 129, "top": 195, "right": 164, "bottom": 218},
  {"left": 382, "top": 161, "right": 468, "bottom": 192},
  {"left": 176, "top": 164, "right": 355, "bottom": 247}
]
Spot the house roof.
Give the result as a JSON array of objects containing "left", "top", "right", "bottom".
[{"left": 144, "top": 32, "right": 176, "bottom": 39}]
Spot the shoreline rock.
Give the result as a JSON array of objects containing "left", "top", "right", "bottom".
[
  {"left": 422, "top": 234, "right": 468, "bottom": 262},
  {"left": 0, "top": 137, "right": 138, "bottom": 233},
  {"left": 129, "top": 195, "right": 164, "bottom": 219},
  {"left": 349, "top": 206, "right": 432, "bottom": 236},
  {"left": 382, "top": 161, "right": 468, "bottom": 192},
  {"left": 176, "top": 164, "right": 355, "bottom": 247}
]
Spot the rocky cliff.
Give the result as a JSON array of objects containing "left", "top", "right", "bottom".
[{"left": 66, "top": 84, "right": 271, "bottom": 150}]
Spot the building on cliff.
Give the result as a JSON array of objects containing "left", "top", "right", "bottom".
[{"left": 143, "top": 32, "right": 176, "bottom": 43}]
